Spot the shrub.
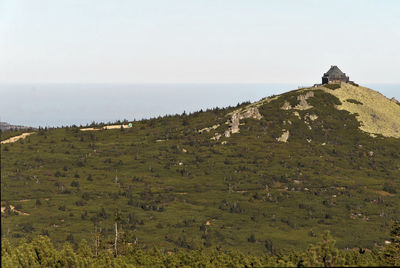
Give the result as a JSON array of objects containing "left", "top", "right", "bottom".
[
  {"left": 324, "top": 84, "right": 341, "bottom": 90},
  {"left": 71, "top": 180, "right": 80, "bottom": 187},
  {"left": 66, "top": 233, "right": 75, "bottom": 244},
  {"left": 383, "top": 182, "right": 397, "bottom": 194},
  {"left": 248, "top": 234, "right": 256, "bottom": 243},
  {"left": 346, "top": 99, "right": 363, "bottom": 105}
]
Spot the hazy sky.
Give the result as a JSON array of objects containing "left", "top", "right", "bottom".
[{"left": 1, "top": 0, "right": 399, "bottom": 84}]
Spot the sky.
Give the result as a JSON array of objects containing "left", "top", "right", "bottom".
[{"left": 0, "top": 0, "right": 399, "bottom": 84}]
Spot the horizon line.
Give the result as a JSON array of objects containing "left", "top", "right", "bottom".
[{"left": 0, "top": 82, "right": 399, "bottom": 85}]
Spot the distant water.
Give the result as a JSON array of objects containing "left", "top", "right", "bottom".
[{"left": 0, "top": 83, "right": 399, "bottom": 128}]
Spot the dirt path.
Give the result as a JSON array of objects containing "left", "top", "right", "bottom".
[
  {"left": 81, "top": 124, "right": 131, "bottom": 131},
  {"left": 1, "top": 132, "right": 35, "bottom": 144}
]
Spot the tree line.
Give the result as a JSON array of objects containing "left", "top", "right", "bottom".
[{"left": 2, "top": 222, "right": 399, "bottom": 267}]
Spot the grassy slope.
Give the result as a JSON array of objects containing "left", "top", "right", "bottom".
[
  {"left": 1, "top": 86, "right": 400, "bottom": 254},
  {"left": 321, "top": 83, "right": 400, "bottom": 138}
]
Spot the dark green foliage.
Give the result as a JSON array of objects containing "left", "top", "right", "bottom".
[
  {"left": 382, "top": 221, "right": 400, "bottom": 266},
  {"left": 66, "top": 233, "right": 75, "bottom": 244},
  {"left": 70, "top": 180, "right": 80, "bottom": 187},
  {"left": 248, "top": 234, "right": 256, "bottom": 243},
  {"left": 349, "top": 81, "right": 359, "bottom": 87},
  {"left": 383, "top": 182, "right": 397, "bottom": 194},
  {"left": 2, "top": 227, "right": 399, "bottom": 267},
  {"left": 324, "top": 83, "right": 341, "bottom": 90},
  {"left": 346, "top": 99, "right": 363, "bottom": 105}
]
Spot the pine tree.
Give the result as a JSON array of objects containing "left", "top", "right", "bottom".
[
  {"left": 383, "top": 221, "right": 400, "bottom": 266},
  {"left": 305, "top": 231, "right": 340, "bottom": 267}
]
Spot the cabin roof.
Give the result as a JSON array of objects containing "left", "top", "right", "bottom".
[{"left": 324, "top": 65, "right": 345, "bottom": 77}]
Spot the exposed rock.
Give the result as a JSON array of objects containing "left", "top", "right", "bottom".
[
  {"left": 305, "top": 114, "right": 318, "bottom": 121},
  {"left": 276, "top": 130, "right": 290, "bottom": 143},
  {"left": 199, "top": 124, "right": 220, "bottom": 133},
  {"left": 241, "top": 107, "right": 263, "bottom": 120},
  {"left": 294, "top": 91, "right": 314, "bottom": 110},
  {"left": 224, "top": 107, "right": 262, "bottom": 137},
  {"left": 281, "top": 91, "right": 314, "bottom": 111},
  {"left": 302, "top": 113, "right": 318, "bottom": 131},
  {"left": 293, "top": 111, "right": 301, "bottom": 119},
  {"left": 281, "top": 101, "right": 291, "bottom": 110},
  {"left": 230, "top": 113, "right": 240, "bottom": 134},
  {"left": 211, "top": 133, "right": 222, "bottom": 140}
]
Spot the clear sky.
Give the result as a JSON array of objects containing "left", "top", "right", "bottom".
[{"left": 1, "top": 0, "right": 399, "bottom": 84}]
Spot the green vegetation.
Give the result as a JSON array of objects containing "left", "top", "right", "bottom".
[
  {"left": 323, "top": 84, "right": 341, "bottom": 90},
  {"left": 2, "top": 222, "right": 400, "bottom": 267},
  {"left": 349, "top": 81, "right": 360, "bottom": 87},
  {"left": 346, "top": 99, "right": 363, "bottom": 105},
  {"left": 1, "top": 87, "right": 400, "bottom": 259}
]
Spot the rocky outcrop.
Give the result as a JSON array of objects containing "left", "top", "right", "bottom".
[
  {"left": 224, "top": 107, "right": 262, "bottom": 137},
  {"left": 281, "top": 101, "right": 291, "bottom": 110},
  {"left": 294, "top": 91, "right": 314, "bottom": 110},
  {"left": 210, "top": 133, "right": 222, "bottom": 140},
  {"left": 305, "top": 113, "right": 318, "bottom": 121},
  {"left": 199, "top": 124, "right": 220, "bottom": 134},
  {"left": 277, "top": 130, "right": 290, "bottom": 143},
  {"left": 280, "top": 91, "right": 314, "bottom": 111}
]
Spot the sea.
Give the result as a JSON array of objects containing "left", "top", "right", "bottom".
[{"left": 0, "top": 83, "right": 399, "bottom": 128}]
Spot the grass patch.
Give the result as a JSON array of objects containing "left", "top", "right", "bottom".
[
  {"left": 323, "top": 84, "right": 341, "bottom": 90},
  {"left": 346, "top": 99, "right": 363, "bottom": 105}
]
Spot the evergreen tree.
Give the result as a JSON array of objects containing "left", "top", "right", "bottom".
[
  {"left": 383, "top": 221, "right": 400, "bottom": 266},
  {"left": 304, "top": 231, "right": 341, "bottom": 267}
]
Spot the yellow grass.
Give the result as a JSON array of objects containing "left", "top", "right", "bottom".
[{"left": 321, "top": 83, "right": 400, "bottom": 138}]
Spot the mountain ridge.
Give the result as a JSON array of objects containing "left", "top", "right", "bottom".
[{"left": 0, "top": 122, "right": 32, "bottom": 132}]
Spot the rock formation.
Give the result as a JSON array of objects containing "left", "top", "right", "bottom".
[
  {"left": 280, "top": 91, "right": 314, "bottom": 111},
  {"left": 277, "top": 130, "right": 290, "bottom": 143},
  {"left": 224, "top": 107, "right": 262, "bottom": 137}
]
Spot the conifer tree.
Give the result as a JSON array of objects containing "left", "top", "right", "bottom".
[{"left": 383, "top": 221, "right": 400, "bottom": 266}]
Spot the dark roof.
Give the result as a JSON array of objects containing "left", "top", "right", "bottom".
[{"left": 324, "top": 66, "right": 345, "bottom": 77}]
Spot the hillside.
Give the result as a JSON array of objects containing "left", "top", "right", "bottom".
[{"left": 1, "top": 83, "right": 400, "bottom": 254}]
